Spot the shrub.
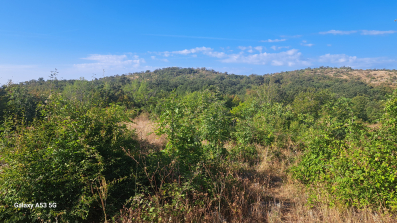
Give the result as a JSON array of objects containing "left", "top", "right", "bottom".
[
  {"left": 291, "top": 93, "right": 397, "bottom": 210},
  {"left": 0, "top": 94, "right": 138, "bottom": 222}
]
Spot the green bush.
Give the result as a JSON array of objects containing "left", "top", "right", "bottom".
[
  {"left": 291, "top": 93, "right": 397, "bottom": 210},
  {"left": 0, "top": 94, "right": 138, "bottom": 222},
  {"left": 231, "top": 99, "right": 293, "bottom": 147},
  {"left": 156, "top": 90, "right": 231, "bottom": 164}
]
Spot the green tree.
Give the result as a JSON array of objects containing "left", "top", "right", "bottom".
[{"left": 351, "top": 95, "right": 369, "bottom": 121}]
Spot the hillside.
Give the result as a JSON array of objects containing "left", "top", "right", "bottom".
[
  {"left": 1, "top": 67, "right": 395, "bottom": 125},
  {"left": 1, "top": 66, "right": 397, "bottom": 222},
  {"left": 125, "top": 67, "right": 397, "bottom": 95},
  {"left": 274, "top": 67, "right": 397, "bottom": 87}
]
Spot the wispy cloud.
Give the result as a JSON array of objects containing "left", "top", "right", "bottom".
[
  {"left": 152, "top": 44, "right": 396, "bottom": 71},
  {"left": 238, "top": 46, "right": 253, "bottom": 53},
  {"left": 260, "top": 38, "right": 286, "bottom": 42},
  {"left": 151, "top": 56, "right": 168, "bottom": 62},
  {"left": 270, "top": 46, "right": 290, "bottom": 50},
  {"left": 301, "top": 40, "right": 314, "bottom": 47},
  {"left": 319, "top": 30, "right": 396, "bottom": 36},
  {"left": 238, "top": 46, "right": 265, "bottom": 53},
  {"left": 159, "top": 47, "right": 227, "bottom": 58},
  {"left": 156, "top": 46, "right": 309, "bottom": 67},
  {"left": 221, "top": 49, "right": 311, "bottom": 67},
  {"left": 318, "top": 54, "right": 395, "bottom": 68},
  {"left": 254, "top": 46, "right": 264, "bottom": 53},
  {"left": 319, "top": 30, "right": 357, "bottom": 35},
  {"left": 74, "top": 54, "right": 145, "bottom": 70},
  {"left": 361, "top": 30, "right": 396, "bottom": 35}
]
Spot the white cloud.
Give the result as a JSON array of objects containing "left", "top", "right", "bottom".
[
  {"left": 175, "top": 49, "right": 199, "bottom": 55},
  {"left": 206, "top": 50, "right": 227, "bottom": 58},
  {"left": 221, "top": 49, "right": 311, "bottom": 67},
  {"left": 260, "top": 38, "right": 286, "bottom": 42},
  {"left": 319, "top": 29, "right": 396, "bottom": 36},
  {"left": 238, "top": 46, "right": 254, "bottom": 53},
  {"left": 172, "top": 47, "right": 212, "bottom": 55},
  {"left": 156, "top": 46, "right": 309, "bottom": 67},
  {"left": 271, "top": 46, "right": 290, "bottom": 50},
  {"left": 319, "top": 30, "right": 357, "bottom": 35},
  {"left": 151, "top": 55, "right": 168, "bottom": 62},
  {"left": 361, "top": 30, "right": 397, "bottom": 35},
  {"left": 159, "top": 47, "right": 226, "bottom": 58},
  {"left": 152, "top": 45, "right": 395, "bottom": 70},
  {"left": 319, "top": 54, "right": 357, "bottom": 63},
  {"left": 327, "top": 44, "right": 332, "bottom": 47},
  {"left": 74, "top": 54, "right": 145, "bottom": 70},
  {"left": 318, "top": 54, "right": 395, "bottom": 68},
  {"left": 301, "top": 40, "right": 314, "bottom": 47},
  {"left": 254, "top": 46, "right": 263, "bottom": 53}
]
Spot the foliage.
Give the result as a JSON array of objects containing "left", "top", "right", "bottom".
[
  {"left": 4, "top": 85, "right": 44, "bottom": 125},
  {"left": 0, "top": 94, "right": 138, "bottom": 222},
  {"left": 1, "top": 67, "right": 397, "bottom": 221},
  {"left": 0, "top": 86, "right": 8, "bottom": 124},
  {"left": 291, "top": 92, "right": 397, "bottom": 210},
  {"left": 156, "top": 90, "right": 231, "bottom": 166}
]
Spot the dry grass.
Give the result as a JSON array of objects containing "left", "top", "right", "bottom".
[
  {"left": 119, "top": 120, "right": 397, "bottom": 222},
  {"left": 320, "top": 70, "right": 397, "bottom": 88},
  {"left": 253, "top": 146, "right": 397, "bottom": 223},
  {"left": 367, "top": 123, "right": 381, "bottom": 129},
  {"left": 267, "top": 179, "right": 396, "bottom": 223},
  {"left": 119, "top": 142, "right": 397, "bottom": 222},
  {"left": 125, "top": 112, "right": 167, "bottom": 150},
  {"left": 118, "top": 142, "right": 276, "bottom": 222}
]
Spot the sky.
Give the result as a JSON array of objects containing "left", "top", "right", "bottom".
[{"left": 1, "top": 0, "right": 396, "bottom": 84}]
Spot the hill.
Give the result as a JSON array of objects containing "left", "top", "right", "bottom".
[
  {"left": 1, "top": 67, "right": 395, "bottom": 124},
  {"left": 2, "top": 66, "right": 397, "bottom": 222}
]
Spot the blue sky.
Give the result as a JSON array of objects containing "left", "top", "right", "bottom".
[{"left": 1, "top": 0, "right": 396, "bottom": 84}]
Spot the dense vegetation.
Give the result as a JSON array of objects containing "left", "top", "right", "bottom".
[{"left": 1, "top": 67, "right": 397, "bottom": 222}]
